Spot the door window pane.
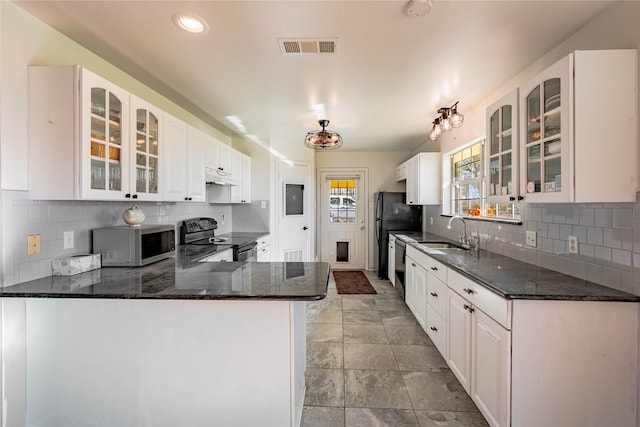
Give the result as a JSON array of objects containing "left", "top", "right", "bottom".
[
  {"left": 285, "top": 184, "right": 304, "bottom": 216},
  {"left": 328, "top": 180, "right": 357, "bottom": 223}
]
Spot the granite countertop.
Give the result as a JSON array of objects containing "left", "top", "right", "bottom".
[
  {"left": 0, "top": 241, "right": 329, "bottom": 301},
  {"left": 391, "top": 231, "right": 640, "bottom": 302}
]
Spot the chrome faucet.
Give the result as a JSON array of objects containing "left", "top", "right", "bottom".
[{"left": 447, "top": 215, "right": 469, "bottom": 247}]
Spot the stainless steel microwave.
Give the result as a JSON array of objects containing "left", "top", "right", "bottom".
[{"left": 92, "top": 224, "right": 175, "bottom": 267}]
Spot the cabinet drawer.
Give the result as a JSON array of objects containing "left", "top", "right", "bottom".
[
  {"left": 200, "top": 248, "right": 234, "bottom": 262},
  {"left": 257, "top": 234, "right": 270, "bottom": 249},
  {"left": 427, "top": 275, "right": 447, "bottom": 319},
  {"left": 448, "top": 269, "right": 511, "bottom": 329},
  {"left": 425, "top": 257, "right": 446, "bottom": 284},
  {"left": 406, "top": 246, "right": 447, "bottom": 283},
  {"left": 426, "top": 308, "right": 447, "bottom": 357}
]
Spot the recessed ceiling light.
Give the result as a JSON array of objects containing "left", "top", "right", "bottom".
[{"left": 172, "top": 12, "right": 209, "bottom": 34}]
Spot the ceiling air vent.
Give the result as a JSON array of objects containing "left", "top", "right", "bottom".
[{"left": 278, "top": 38, "right": 338, "bottom": 55}]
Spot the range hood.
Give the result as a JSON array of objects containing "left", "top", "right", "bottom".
[{"left": 205, "top": 167, "right": 239, "bottom": 186}]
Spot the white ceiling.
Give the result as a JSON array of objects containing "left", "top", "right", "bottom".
[{"left": 15, "top": 0, "right": 614, "bottom": 152}]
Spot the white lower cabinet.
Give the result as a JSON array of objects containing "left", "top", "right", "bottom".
[
  {"left": 470, "top": 306, "right": 511, "bottom": 427},
  {"left": 447, "top": 269, "right": 511, "bottom": 427},
  {"left": 446, "top": 290, "right": 473, "bottom": 392},
  {"left": 405, "top": 253, "right": 427, "bottom": 330},
  {"left": 405, "top": 245, "right": 638, "bottom": 427},
  {"left": 257, "top": 234, "right": 271, "bottom": 262},
  {"left": 388, "top": 235, "right": 396, "bottom": 286}
]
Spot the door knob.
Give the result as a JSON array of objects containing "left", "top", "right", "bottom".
[{"left": 302, "top": 226, "right": 308, "bottom": 230}]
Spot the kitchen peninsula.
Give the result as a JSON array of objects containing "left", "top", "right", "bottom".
[{"left": 0, "top": 255, "right": 329, "bottom": 427}]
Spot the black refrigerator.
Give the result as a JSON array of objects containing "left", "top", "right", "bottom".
[{"left": 375, "top": 192, "right": 422, "bottom": 279}]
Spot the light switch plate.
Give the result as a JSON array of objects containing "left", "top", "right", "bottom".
[
  {"left": 526, "top": 230, "right": 537, "bottom": 247},
  {"left": 568, "top": 236, "right": 578, "bottom": 254}
]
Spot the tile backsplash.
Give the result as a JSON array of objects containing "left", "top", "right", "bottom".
[
  {"left": 232, "top": 200, "right": 269, "bottom": 232},
  {"left": 1, "top": 191, "right": 232, "bottom": 287},
  {"left": 424, "top": 198, "right": 640, "bottom": 296}
]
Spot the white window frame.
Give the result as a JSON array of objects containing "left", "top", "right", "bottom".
[{"left": 442, "top": 136, "right": 521, "bottom": 222}]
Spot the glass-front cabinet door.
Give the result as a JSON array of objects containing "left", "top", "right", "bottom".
[
  {"left": 81, "top": 68, "right": 130, "bottom": 200},
  {"left": 486, "top": 89, "right": 519, "bottom": 203},
  {"left": 130, "top": 96, "right": 162, "bottom": 201},
  {"left": 519, "top": 55, "right": 571, "bottom": 202}
]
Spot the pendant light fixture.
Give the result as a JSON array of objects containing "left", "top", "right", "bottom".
[
  {"left": 304, "top": 119, "right": 343, "bottom": 150},
  {"left": 429, "top": 102, "right": 464, "bottom": 141}
]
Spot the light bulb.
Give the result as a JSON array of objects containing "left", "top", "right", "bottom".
[
  {"left": 173, "top": 12, "right": 209, "bottom": 34},
  {"left": 450, "top": 105, "right": 464, "bottom": 128},
  {"left": 432, "top": 118, "right": 442, "bottom": 138},
  {"left": 441, "top": 112, "right": 453, "bottom": 133}
]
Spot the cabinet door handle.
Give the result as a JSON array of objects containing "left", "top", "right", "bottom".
[
  {"left": 132, "top": 194, "right": 138, "bottom": 199},
  {"left": 463, "top": 288, "right": 475, "bottom": 295},
  {"left": 125, "top": 193, "right": 131, "bottom": 198},
  {"left": 430, "top": 292, "right": 438, "bottom": 297},
  {"left": 430, "top": 266, "right": 438, "bottom": 271},
  {"left": 411, "top": 263, "right": 416, "bottom": 267},
  {"left": 430, "top": 326, "right": 438, "bottom": 332},
  {"left": 463, "top": 304, "right": 475, "bottom": 313}
]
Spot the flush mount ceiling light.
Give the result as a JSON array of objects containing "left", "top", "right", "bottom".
[
  {"left": 304, "top": 120, "right": 343, "bottom": 150},
  {"left": 406, "top": 0, "right": 433, "bottom": 17},
  {"left": 172, "top": 12, "right": 209, "bottom": 34},
  {"left": 429, "top": 101, "right": 464, "bottom": 141}
]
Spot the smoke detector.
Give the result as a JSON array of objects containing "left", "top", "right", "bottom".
[{"left": 406, "top": 0, "right": 432, "bottom": 17}]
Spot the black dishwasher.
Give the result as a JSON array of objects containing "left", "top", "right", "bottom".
[{"left": 394, "top": 238, "right": 407, "bottom": 299}]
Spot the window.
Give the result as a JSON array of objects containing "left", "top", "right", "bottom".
[
  {"left": 444, "top": 137, "right": 521, "bottom": 222},
  {"left": 328, "top": 180, "right": 357, "bottom": 223}
]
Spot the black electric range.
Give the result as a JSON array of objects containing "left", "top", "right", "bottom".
[{"left": 179, "top": 218, "right": 258, "bottom": 261}]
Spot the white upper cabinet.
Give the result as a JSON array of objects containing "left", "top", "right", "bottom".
[
  {"left": 230, "top": 152, "right": 252, "bottom": 203},
  {"left": 162, "top": 117, "right": 207, "bottom": 203},
  {"left": 217, "top": 142, "right": 235, "bottom": 180},
  {"left": 28, "top": 66, "right": 135, "bottom": 200},
  {"left": 406, "top": 152, "right": 441, "bottom": 205},
  {"left": 162, "top": 113, "right": 188, "bottom": 202},
  {"left": 486, "top": 89, "right": 519, "bottom": 204},
  {"left": 205, "top": 136, "right": 219, "bottom": 170},
  {"left": 185, "top": 126, "right": 207, "bottom": 202},
  {"left": 396, "top": 160, "right": 408, "bottom": 181},
  {"left": 130, "top": 96, "right": 162, "bottom": 201},
  {"left": 519, "top": 49, "right": 638, "bottom": 203}
]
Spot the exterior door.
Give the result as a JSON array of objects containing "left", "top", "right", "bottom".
[
  {"left": 319, "top": 169, "right": 367, "bottom": 270},
  {"left": 276, "top": 161, "right": 312, "bottom": 261}
]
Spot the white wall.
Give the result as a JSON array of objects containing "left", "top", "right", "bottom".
[
  {"left": 0, "top": 2, "right": 282, "bottom": 285},
  {"left": 316, "top": 150, "right": 416, "bottom": 269},
  {"left": 0, "top": 1, "right": 232, "bottom": 192},
  {"left": 416, "top": 1, "right": 640, "bottom": 156}
]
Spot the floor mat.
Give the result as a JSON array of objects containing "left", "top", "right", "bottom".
[{"left": 333, "top": 271, "right": 377, "bottom": 295}]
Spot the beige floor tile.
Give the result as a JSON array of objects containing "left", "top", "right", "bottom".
[
  {"left": 343, "top": 324, "right": 389, "bottom": 344},
  {"left": 344, "top": 343, "right": 397, "bottom": 370},
  {"left": 345, "top": 408, "right": 419, "bottom": 427}
]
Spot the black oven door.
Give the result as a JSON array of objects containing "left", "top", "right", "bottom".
[
  {"left": 235, "top": 242, "right": 258, "bottom": 262},
  {"left": 394, "top": 239, "right": 406, "bottom": 299}
]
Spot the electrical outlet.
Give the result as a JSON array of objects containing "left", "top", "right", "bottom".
[
  {"left": 64, "top": 231, "right": 74, "bottom": 249},
  {"left": 261, "top": 201, "right": 266, "bottom": 209},
  {"left": 568, "top": 235, "right": 578, "bottom": 254},
  {"left": 430, "top": 217, "right": 434, "bottom": 225},
  {"left": 28, "top": 234, "right": 41, "bottom": 255},
  {"left": 526, "top": 230, "right": 537, "bottom": 247}
]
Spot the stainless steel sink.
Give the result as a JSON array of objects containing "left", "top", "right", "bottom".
[{"left": 419, "top": 241, "right": 466, "bottom": 250}]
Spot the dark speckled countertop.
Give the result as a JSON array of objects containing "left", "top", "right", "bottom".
[
  {"left": 393, "top": 231, "right": 640, "bottom": 302},
  {"left": 0, "top": 243, "right": 329, "bottom": 301}
]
